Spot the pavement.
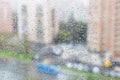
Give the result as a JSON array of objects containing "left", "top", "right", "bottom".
[{"left": 0, "top": 58, "right": 76, "bottom": 80}]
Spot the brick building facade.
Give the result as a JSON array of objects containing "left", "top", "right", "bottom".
[
  {"left": 88, "top": 0, "right": 120, "bottom": 57},
  {"left": 0, "top": 0, "right": 13, "bottom": 34}
]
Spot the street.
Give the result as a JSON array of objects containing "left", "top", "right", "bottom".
[{"left": 0, "top": 58, "right": 79, "bottom": 80}]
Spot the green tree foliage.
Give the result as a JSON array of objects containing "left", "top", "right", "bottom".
[
  {"left": 56, "top": 13, "right": 88, "bottom": 44},
  {"left": 57, "top": 29, "right": 70, "bottom": 43}
]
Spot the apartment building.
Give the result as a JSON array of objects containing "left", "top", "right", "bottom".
[
  {"left": 114, "top": 0, "right": 120, "bottom": 56},
  {"left": 0, "top": 0, "right": 13, "bottom": 33},
  {"left": 17, "top": 0, "right": 59, "bottom": 44},
  {"left": 88, "top": 0, "right": 120, "bottom": 56}
]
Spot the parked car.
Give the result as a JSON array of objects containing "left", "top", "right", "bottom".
[
  {"left": 50, "top": 46, "right": 63, "bottom": 56},
  {"left": 36, "top": 63, "right": 59, "bottom": 75}
]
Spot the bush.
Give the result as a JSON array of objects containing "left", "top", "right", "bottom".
[
  {"left": 0, "top": 49, "right": 33, "bottom": 62},
  {"left": 55, "top": 13, "right": 88, "bottom": 44}
]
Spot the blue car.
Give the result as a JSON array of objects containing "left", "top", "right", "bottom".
[{"left": 36, "top": 63, "right": 59, "bottom": 75}]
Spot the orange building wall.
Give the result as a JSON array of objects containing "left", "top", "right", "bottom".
[
  {"left": 88, "top": 0, "right": 115, "bottom": 52},
  {"left": 0, "top": 1, "right": 13, "bottom": 33}
]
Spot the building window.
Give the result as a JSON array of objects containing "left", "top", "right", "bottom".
[
  {"left": 51, "top": 9, "right": 56, "bottom": 38},
  {"left": 51, "top": 9, "right": 55, "bottom": 28},
  {"left": 36, "top": 5, "right": 43, "bottom": 39},
  {"left": 21, "top": 5, "right": 27, "bottom": 33},
  {"left": 13, "top": 12, "right": 18, "bottom": 32}
]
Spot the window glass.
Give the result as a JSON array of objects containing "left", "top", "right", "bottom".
[{"left": 0, "top": 0, "right": 120, "bottom": 80}]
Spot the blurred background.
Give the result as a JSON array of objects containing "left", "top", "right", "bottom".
[{"left": 0, "top": 0, "right": 120, "bottom": 80}]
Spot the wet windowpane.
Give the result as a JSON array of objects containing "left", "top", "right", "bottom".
[{"left": 0, "top": 0, "right": 120, "bottom": 80}]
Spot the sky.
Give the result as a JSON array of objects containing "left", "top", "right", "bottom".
[
  {"left": 11, "top": 0, "right": 89, "bottom": 8},
  {"left": 53, "top": 0, "right": 89, "bottom": 21},
  {"left": 83, "top": 0, "right": 89, "bottom": 6},
  {"left": 54, "top": 0, "right": 89, "bottom": 6},
  {"left": 10, "top": 0, "right": 89, "bottom": 21}
]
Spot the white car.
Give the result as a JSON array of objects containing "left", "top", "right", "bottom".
[{"left": 50, "top": 46, "right": 63, "bottom": 56}]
